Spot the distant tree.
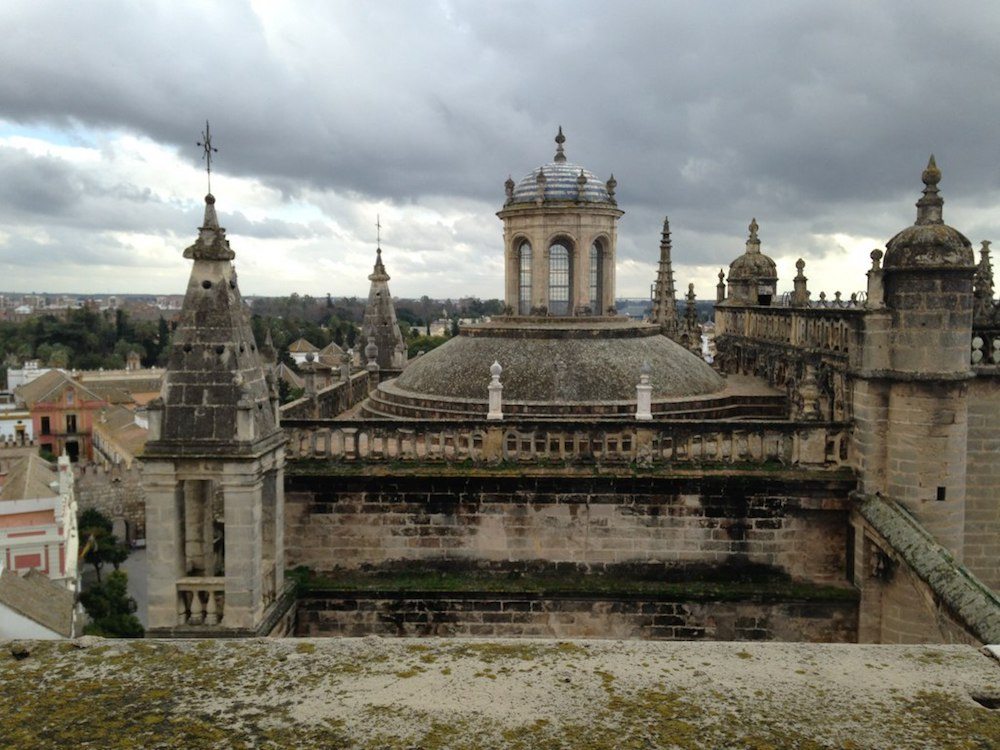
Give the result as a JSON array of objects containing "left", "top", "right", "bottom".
[
  {"left": 80, "top": 570, "right": 144, "bottom": 638},
  {"left": 450, "top": 318, "right": 460, "bottom": 337},
  {"left": 407, "top": 335, "right": 449, "bottom": 358},
  {"left": 78, "top": 508, "right": 130, "bottom": 583}
]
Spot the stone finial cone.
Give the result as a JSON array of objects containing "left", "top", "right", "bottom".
[
  {"left": 916, "top": 154, "right": 944, "bottom": 225},
  {"left": 202, "top": 194, "right": 219, "bottom": 229},
  {"left": 554, "top": 126, "right": 566, "bottom": 163},
  {"left": 184, "top": 192, "right": 233, "bottom": 260},
  {"left": 922, "top": 154, "right": 940, "bottom": 187}
]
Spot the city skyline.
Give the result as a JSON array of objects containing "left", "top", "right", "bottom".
[{"left": 1, "top": 1, "right": 999, "bottom": 301}]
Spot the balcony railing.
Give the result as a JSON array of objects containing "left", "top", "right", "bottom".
[{"left": 176, "top": 577, "right": 225, "bottom": 626}]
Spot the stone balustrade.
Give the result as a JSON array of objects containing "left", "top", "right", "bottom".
[
  {"left": 971, "top": 329, "right": 1000, "bottom": 367},
  {"left": 716, "top": 303, "right": 863, "bottom": 358},
  {"left": 283, "top": 419, "right": 850, "bottom": 468},
  {"left": 176, "top": 577, "right": 225, "bottom": 626}
]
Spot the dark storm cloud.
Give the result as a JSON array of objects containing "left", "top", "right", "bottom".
[{"left": 2, "top": 0, "right": 1000, "bottom": 285}]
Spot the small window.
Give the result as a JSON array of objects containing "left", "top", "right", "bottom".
[
  {"left": 589, "top": 240, "right": 603, "bottom": 313},
  {"left": 548, "top": 241, "right": 571, "bottom": 315},
  {"left": 40, "top": 416, "right": 51, "bottom": 436},
  {"left": 518, "top": 241, "right": 532, "bottom": 314},
  {"left": 66, "top": 414, "right": 77, "bottom": 434}
]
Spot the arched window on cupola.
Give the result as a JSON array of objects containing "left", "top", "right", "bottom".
[
  {"left": 548, "top": 240, "right": 572, "bottom": 315},
  {"left": 518, "top": 240, "right": 532, "bottom": 315},
  {"left": 589, "top": 239, "right": 604, "bottom": 314}
]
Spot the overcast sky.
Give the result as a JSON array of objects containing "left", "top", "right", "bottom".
[{"left": 1, "top": 0, "right": 999, "bottom": 302}]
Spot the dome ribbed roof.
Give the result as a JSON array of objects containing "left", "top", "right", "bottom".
[
  {"left": 504, "top": 128, "right": 615, "bottom": 207},
  {"left": 509, "top": 162, "right": 612, "bottom": 205}
]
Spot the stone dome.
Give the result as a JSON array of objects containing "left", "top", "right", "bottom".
[
  {"left": 728, "top": 218, "right": 777, "bottom": 280},
  {"left": 505, "top": 127, "right": 615, "bottom": 207},
  {"left": 362, "top": 319, "right": 742, "bottom": 420},
  {"left": 728, "top": 251, "right": 777, "bottom": 280},
  {"left": 884, "top": 157, "right": 974, "bottom": 270}
]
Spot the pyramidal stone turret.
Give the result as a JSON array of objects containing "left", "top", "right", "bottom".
[
  {"left": 147, "top": 194, "right": 282, "bottom": 450},
  {"left": 362, "top": 245, "right": 408, "bottom": 371},
  {"left": 144, "top": 193, "right": 290, "bottom": 637},
  {"left": 651, "top": 216, "right": 679, "bottom": 337}
]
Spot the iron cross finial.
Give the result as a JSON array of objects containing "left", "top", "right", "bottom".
[
  {"left": 376, "top": 214, "right": 382, "bottom": 248},
  {"left": 196, "top": 120, "right": 219, "bottom": 193}
]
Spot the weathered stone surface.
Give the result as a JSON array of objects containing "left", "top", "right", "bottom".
[
  {"left": 855, "top": 493, "right": 1000, "bottom": 644},
  {"left": 2, "top": 638, "right": 997, "bottom": 748}
]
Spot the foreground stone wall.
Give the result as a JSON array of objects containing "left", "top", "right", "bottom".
[
  {"left": 286, "top": 472, "right": 854, "bottom": 584},
  {"left": 296, "top": 592, "right": 858, "bottom": 642}
]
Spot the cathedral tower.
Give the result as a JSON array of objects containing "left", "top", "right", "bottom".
[
  {"left": 144, "top": 193, "right": 289, "bottom": 635},
  {"left": 853, "top": 157, "right": 976, "bottom": 558}
]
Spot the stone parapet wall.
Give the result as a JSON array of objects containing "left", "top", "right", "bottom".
[
  {"left": 285, "top": 472, "right": 854, "bottom": 584},
  {"left": 280, "top": 370, "right": 370, "bottom": 420},
  {"left": 296, "top": 592, "right": 858, "bottom": 642}
]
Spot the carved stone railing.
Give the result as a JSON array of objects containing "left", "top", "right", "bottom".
[
  {"left": 283, "top": 419, "right": 851, "bottom": 468},
  {"left": 176, "top": 577, "right": 225, "bottom": 626},
  {"left": 971, "top": 329, "right": 1000, "bottom": 367},
  {"left": 715, "top": 303, "right": 863, "bottom": 358}
]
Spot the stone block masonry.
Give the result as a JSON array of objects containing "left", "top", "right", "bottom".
[
  {"left": 285, "top": 470, "right": 855, "bottom": 585},
  {"left": 296, "top": 591, "right": 858, "bottom": 642}
]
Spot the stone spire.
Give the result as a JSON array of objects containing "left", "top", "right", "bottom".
[
  {"left": 146, "top": 194, "right": 280, "bottom": 451},
  {"left": 554, "top": 126, "right": 566, "bottom": 163},
  {"left": 651, "top": 216, "right": 679, "bottom": 337},
  {"left": 974, "top": 240, "right": 996, "bottom": 323},
  {"left": 716, "top": 268, "right": 726, "bottom": 303},
  {"left": 916, "top": 155, "right": 943, "bottom": 225},
  {"left": 362, "top": 239, "right": 408, "bottom": 371}
]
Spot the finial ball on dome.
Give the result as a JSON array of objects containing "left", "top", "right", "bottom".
[{"left": 922, "top": 155, "right": 940, "bottom": 187}]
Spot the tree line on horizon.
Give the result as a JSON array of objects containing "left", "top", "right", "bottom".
[{"left": 0, "top": 294, "right": 507, "bottom": 390}]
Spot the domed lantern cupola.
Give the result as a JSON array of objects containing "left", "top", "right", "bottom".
[
  {"left": 882, "top": 156, "right": 976, "bottom": 375},
  {"left": 497, "top": 127, "right": 624, "bottom": 317},
  {"left": 724, "top": 218, "right": 778, "bottom": 306}
]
